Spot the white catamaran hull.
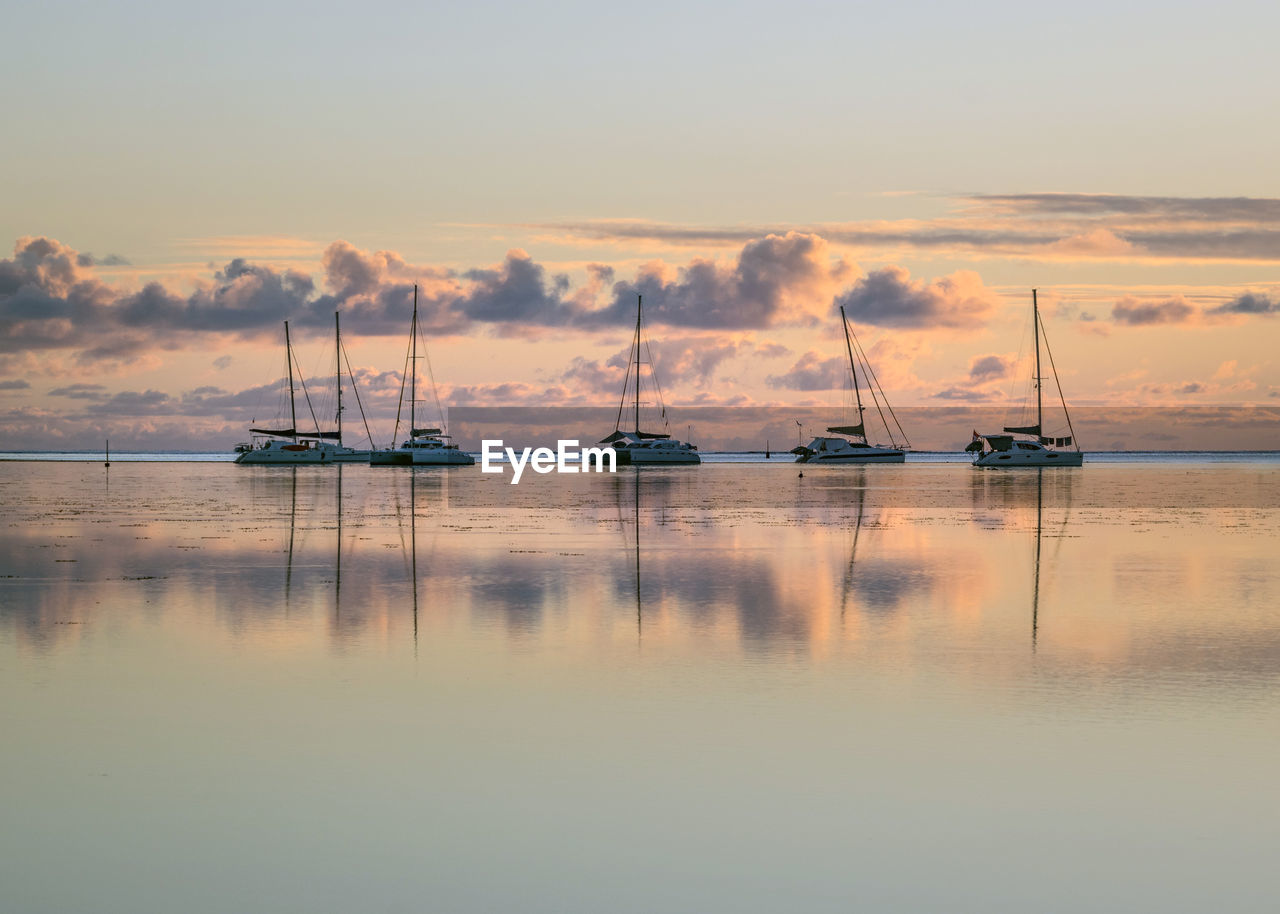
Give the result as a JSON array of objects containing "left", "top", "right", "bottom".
[
  {"left": 613, "top": 445, "right": 700, "bottom": 465},
  {"left": 369, "top": 450, "right": 409, "bottom": 466},
  {"left": 973, "top": 449, "right": 1082, "bottom": 467},
  {"left": 793, "top": 436, "right": 905, "bottom": 464},
  {"left": 414, "top": 450, "right": 474, "bottom": 465},
  {"left": 325, "top": 449, "right": 372, "bottom": 462},
  {"left": 370, "top": 442, "right": 475, "bottom": 466},
  {"left": 799, "top": 450, "right": 905, "bottom": 464},
  {"left": 236, "top": 447, "right": 328, "bottom": 464},
  {"left": 370, "top": 450, "right": 475, "bottom": 466},
  {"left": 235, "top": 441, "right": 370, "bottom": 464}
]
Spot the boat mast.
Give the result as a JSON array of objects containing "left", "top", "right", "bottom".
[
  {"left": 634, "top": 295, "right": 642, "bottom": 433},
  {"left": 613, "top": 294, "right": 644, "bottom": 434},
  {"left": 1033, "top": 289, "right": 1042, "bottom": 438},
  {"left": 285, "top": 320, "right": 297, "bottom": 443},
  {"left": 335, "top": 312, "right": 343, "bottom": 447},
  {"left": 840, "top": 306, "right": 866, "bottom": 437},
  {"left": 410, "top": 285, "right": 418, "bottom": 440}
]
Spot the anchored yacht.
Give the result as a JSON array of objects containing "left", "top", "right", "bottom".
[
  {"left": 600, "top": 294, "right": 700, "bottom": 466},
  {"left": 792, "top": 306, "right": 910, "bottom": 464},
  {"left": 968, "top": 289, "right": 1083, "bottom": 468},
  {"left": 370, "top": 284, "right": 475, "bottom": 466},
  {"left": 236, "top": 315, "right": 373, "bottom": 464}
]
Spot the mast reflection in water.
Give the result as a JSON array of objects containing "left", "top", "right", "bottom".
[{"left": 2, "top": 460, "right": 1279, "bottom": 913}]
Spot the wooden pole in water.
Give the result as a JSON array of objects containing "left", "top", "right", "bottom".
[{"left": 105, "top": 439, "right": 110, "bottom": 467}]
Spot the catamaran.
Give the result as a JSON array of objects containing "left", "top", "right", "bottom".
[
  {"left": 968, "top": 289, "right": 1083, "bottom": 467},
  {"left": 599, "top": 294, "right": 700, "bottom": 465},
  {"left": 370, "top": 285, "right": 474, "bottom": 466},
  {"left": 235, "top": 315, "right": 374, "bottom": 464},
  {"left": 792, "top": 306, "right": 910, "bottom": 464}
]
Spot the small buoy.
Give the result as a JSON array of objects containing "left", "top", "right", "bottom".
[{"left": 798, "top": 471, "right": 804, "bottom": 478}]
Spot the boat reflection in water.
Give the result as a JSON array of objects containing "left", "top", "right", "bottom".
[
  {"left": 6, "top": 462, "right": 1273, "bottom": 670},
  {"left": 8, "top": 462, "right": 1275, "bottom": 666},
  {"left": 4, "top": 462, "right": 1279, "bottom": 914},
  {"left": 964, "top": 466, "right": 1077, "bottom": 652}
]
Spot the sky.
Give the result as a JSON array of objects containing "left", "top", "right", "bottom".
[{"left": 3, "top": 0, "right": 1279, "bottom": 449}]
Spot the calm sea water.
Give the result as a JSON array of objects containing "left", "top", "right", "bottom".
[
  {"left": 3, "top": 450, "right": 1278, "bottom": 463},
  {"left": 2, "top": 461, "right": 1279, "bottom": 913}
]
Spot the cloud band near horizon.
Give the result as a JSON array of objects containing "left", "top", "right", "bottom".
[{"left": 0, "top": 233, "right": 1007, "bottom": 364}]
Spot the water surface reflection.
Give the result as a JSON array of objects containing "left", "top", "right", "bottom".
[
  {"left": 3, "top": 463, "right": 1278, "bottom": 676},
  {"left": 3, "top": 462, "right": 1279, "bottom": 913}
]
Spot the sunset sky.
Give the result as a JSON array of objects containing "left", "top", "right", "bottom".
[{"left": 3, "top": 1, "right": 1279, "bottom": 449}]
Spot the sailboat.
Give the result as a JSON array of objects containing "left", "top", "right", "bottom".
[
  {"left": 599, "top": 294, "right": 700, "bottom": 465},
  {"left": 969, "top": 290, "right": 1083, "bottom": 467},
  {"left": 235, "top": 316, "right": 373, "bottom": 464},
  {"left": 370, "top": 285, "right": 474, "bottom": 466},
  {"left": 792, "top": 306, "right": 909, "bottom": 464}
]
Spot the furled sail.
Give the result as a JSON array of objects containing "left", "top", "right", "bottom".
[
  {"left": 600, "top": 430, "right": 671, "bottom": 444},
  {"left": 411, "top": 427, "right": 443, "bottom": 437},
  {"left": 249, "top": 427, "right": 340, "bottom": 440},
  {"left": 826, "top": 424, "right": 865, "bottom": 437},
  {"left": 1003, "top": 424, "right": 1041, "bottom": 436}
]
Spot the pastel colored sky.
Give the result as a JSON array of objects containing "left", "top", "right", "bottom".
[{"left": 3, "top": 1, "right": 1279, "bottom": 448}]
